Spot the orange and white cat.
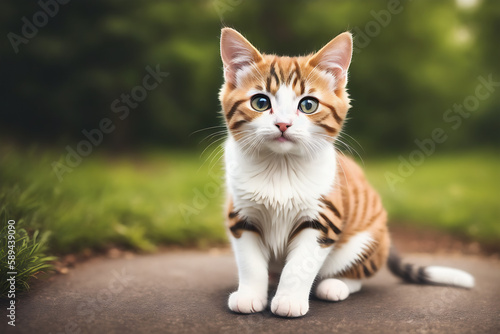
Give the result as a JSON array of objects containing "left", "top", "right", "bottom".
[{"left": 218, "top": 28, "right": 474, "bottom": 317}]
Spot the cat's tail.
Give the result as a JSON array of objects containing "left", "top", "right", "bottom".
[{"left": 387, "top": 246, "right": 475, "bottom": 288}]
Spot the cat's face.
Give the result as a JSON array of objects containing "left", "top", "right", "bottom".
[{"left": 219, "top": 28, "right": 352, "bottom": 157}]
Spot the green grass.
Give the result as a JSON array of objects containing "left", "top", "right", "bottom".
[
  {"left": 364, "top": 151, "right": 500, "bottom": 246},
  {"left": 0, "top": 146, "right": 499, "bottom": 293},
  {"left": 0, "top": 147, "right": 227, "bottom": 254},
  {"left": 1, "top": 198, "right": 56, "bottom": 296}
]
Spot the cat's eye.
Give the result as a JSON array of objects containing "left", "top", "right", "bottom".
[
  {"left": 250, "top": 94, "right": 271, "bottom": 112},
  {"left": 298, "top": 97, "right": 319, "bottom": 114}
]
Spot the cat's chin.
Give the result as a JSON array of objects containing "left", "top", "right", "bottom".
[{"left": 264, "top": 136, "right": 298, "bottom": 154}]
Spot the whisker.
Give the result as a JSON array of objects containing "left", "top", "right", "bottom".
[
  {"left": 190, "top": 125, "right": 226, "bottom": 137},
  {"left": 199, "top": 130, "right": 227, "bottom": 144}
]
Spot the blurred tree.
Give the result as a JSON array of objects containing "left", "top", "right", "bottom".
[{"left": 0, "top": 0, "right": 498, "bottom": 153}]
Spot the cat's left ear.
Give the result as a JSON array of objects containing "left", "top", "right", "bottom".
[
  {"left": 308, "top": 32, "right": 353, "bottom": 86},
  {"left": 220, "top": 28, "right": 263, "bottom": 85}
]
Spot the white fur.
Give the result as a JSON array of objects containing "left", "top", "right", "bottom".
[
  {"left": 341, "top": 278, "right": 363, "bottom": 293},
  {"left": 315, "top": 278, "right": 362, "bottom": 302},
  {"left": 271, "top": 229, "right": 332, "bottom": 317},
  {"left": 319, "top": 231, "right": 374, "bottom": 278},
  {"left": 228, "top": 232, "right": 269, "bottom": 313},
  {"left": 225, "top": 136, "right": 337, "bottom": 259},
  {"left": 425, "top": 266, "right": 475, "bottom": 288}
]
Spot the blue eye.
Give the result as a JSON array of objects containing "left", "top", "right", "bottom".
[
  {"left": 251, "top": 94, "right": 271, "bottom": 112},
  {"left": 299, "top": 97, "right": 319, "bottom": 114}
]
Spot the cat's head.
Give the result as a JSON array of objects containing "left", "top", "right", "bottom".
[{"left": 219, "top": 28, "right": 352, "bottom": 157}]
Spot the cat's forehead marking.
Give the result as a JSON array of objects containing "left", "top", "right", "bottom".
[{"left": 264, "top": 57, "right": 306, "bottom": 96}]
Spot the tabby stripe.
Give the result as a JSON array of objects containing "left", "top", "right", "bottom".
[
  {"left": 370, "top": 259, "right": 378, "bottom": 273},
  {"left": 319, "top": 212, "right": 341, "bottom": 235},
  {"left": 402, "top": 263, "right": 414, "bottom": 282},
  {"left": 300, "top": 80, "right": 305, "bottom": 95},
  {"left": 293, "top": 60, "right": 301, "bottom": 81},
  {"left": 352, "top": 267, "right": 360, "bottom": 279},
  {"left": 286, "top": 67, "right": 294, "bottom": 85},
  {"left": 359, "top": 189, "right": 369, "bottom": 226},
  {"left": 228, "top": 211, "right": 239, "bottom": 219},
  {"left": 230, "top": 120, "right": 247, "bottom": 130},
  {"left": 308, "top": 88, "right": 316, "bottom": 94},
  {"left": 266, "top": 76, "right": 272, "bottom": 92},
  {"left": 269, "top": 60, "right": 280, "bottom": 88},
  {"left": 255, "top": 84, "right": 263, "bottom": 91},
  {"left": 289, "top": 220, "right": 327, "bottom": 240},
  {"left": 316, "top": 114, "right": 329, "bottom": 122},
  {"left": 287, "top": 60, "right": 302, "bottom": 86},
  {"left": 317, "top": 237, "right": 335, "bottom": 246},
  {"left": 362, "top": 263, "right": 372, "bottom": 277},
  {"left": 417, "top": 267, "right": 429, "bottom": 283},
  {"left": 350, "top": 183, "right": 360, "bottom": 225},
  {"left": 321, "top": 199, "right": 342, "bottom": 219},
  {"left": 321, "top": 102, "right": 342, "bottom": 124},
  {"left": 230, "top": 219, "right": 260, "bottom": 235},
  {"left": 318, "top": 123, "right": 337, "bottom": 135},
  {"left": 226, "top": 99, "right": 246, "bottom": 121},
  {"left": 278, "top": 64, "right": 285, "bottom": 83}
]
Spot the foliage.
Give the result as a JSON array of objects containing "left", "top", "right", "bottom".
[
  {"left": 0, "top": 193, "right": 55, "bottom": 296},
  {"left": 0, "top": 0, "right": 499, "bottom": 152}
]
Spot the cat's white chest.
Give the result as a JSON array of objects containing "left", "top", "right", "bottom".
[{"left": 224, "top": 138, "right": 338, "bottom": 257}]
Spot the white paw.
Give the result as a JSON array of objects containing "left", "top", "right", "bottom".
[
  {"left": 228, "top": 291, "right": 267, "bottom": 313},
  {"left": 271, "top": 294, "right": 309, "bottom": 317},
  {"left": 315, "top": 278, "right": 350, "bottom": 301}
]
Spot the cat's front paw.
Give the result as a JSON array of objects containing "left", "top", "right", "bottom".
[
  {"left": 271, "top": 294, "right": 309, "bottom": 317},
  {"left": 228, "top": 291, "right": 267, "bottom": 314}
]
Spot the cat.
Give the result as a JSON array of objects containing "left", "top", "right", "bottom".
[{"left": 218, "top": 28, "right": 474, "bottom": 317}]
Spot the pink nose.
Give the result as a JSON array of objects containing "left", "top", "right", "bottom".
[{"left": 275, "top": 123, "right": 291, "bottom": 133}]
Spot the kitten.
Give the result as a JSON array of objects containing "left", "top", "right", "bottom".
[{"left": 218, "top": 28, "right": 474, "bottom": 317}]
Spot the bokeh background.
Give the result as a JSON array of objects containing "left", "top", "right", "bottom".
[{"left": 1, "top": 0, "right": 499, "bottom": 293}]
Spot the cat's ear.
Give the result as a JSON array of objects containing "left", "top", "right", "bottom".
[
  {"left": 220, "top": 28, "right": 263, "bottom": 85},
  {"left": 308, "top": 32, "right": 353, "bottom": 85}
]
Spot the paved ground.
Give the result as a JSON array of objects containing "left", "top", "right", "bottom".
[{"left": 1, "top": 250, "right": 499, "bottom": 334}]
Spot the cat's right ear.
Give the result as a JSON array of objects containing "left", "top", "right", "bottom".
[{"left": 220, "top": 28, "right": 263, "bottom": 85}]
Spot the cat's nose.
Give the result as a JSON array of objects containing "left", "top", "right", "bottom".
[{"left": 275, "top": 122, "right": 291, "bottom": 133}]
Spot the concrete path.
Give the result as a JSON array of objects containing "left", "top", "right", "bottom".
[{"left": 1, "top": 250, "right": 499, "bottom": 334}]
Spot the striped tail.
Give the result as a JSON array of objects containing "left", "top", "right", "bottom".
[{"left": 387, "top": 246, "right": 475, "bottom": 289}]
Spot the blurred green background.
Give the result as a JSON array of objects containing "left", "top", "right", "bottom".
[{"left": 0, "top": 0, "right": 499, "bottom": 287}]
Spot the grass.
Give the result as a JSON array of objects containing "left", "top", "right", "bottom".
[
  {"left": 0, "top": 198, "right": 56, "bottom": 296},
  {"left": 0, "top": 146, "right": 227, "bottom": 254},
  {"left": 363, "top": 151, "right": 500, "bottom": 246},
  {"left": 0, "top": 145, "right": 498, "bottom": 293}
]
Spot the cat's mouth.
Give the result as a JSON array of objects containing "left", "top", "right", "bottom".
[{"left": 276, "top": 134, "right": 293, "bottom": 143}]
